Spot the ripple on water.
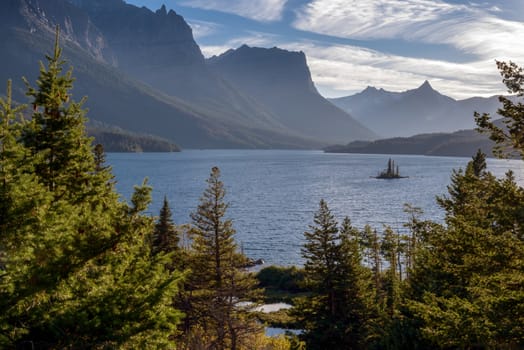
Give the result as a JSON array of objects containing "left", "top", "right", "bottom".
[{"left": 109, "top": 150, "right": 523, "bottom": 266}]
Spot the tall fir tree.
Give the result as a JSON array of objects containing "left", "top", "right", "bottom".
[
  {"left": 336, "top": 217, "right": 377, "bottom": 349},
  {"left": 184, "top": 166, "right": 260, "bottom": 350},
  {"left": 0, "top": 29, "right": 183, "bottom": 348}
]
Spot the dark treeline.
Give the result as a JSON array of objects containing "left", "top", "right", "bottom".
[
  {"left": 87, "top": 126, "right": 180, "bottom": 152},
  {"left": 1, "top": 34, "right": 523, "bottom": 349}
]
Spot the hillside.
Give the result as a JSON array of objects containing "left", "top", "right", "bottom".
[{"left": 324, "top": 129, "right": 496, "bottom": 157}]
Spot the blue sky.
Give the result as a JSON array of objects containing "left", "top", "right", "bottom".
[{"left": 127, "top": 0, "right": 524, "bottom": 99}]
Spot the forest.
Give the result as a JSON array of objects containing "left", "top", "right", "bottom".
[{"left": 0, "top": 34, "right": 523, "bottom": 349}]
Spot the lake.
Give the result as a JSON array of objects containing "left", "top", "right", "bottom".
[{"left": 108, "top": 150, "right": 524, "bottom": 266}]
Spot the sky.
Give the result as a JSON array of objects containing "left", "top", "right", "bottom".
[{"left": 126, "top": 0, "right": 524, "bottom": 99}]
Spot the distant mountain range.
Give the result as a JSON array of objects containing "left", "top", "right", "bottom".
[
  {"left": 0, "top": 0, "right": 375, "bottom": 149},
  {"left": 329, "top": 81, "right": 502, "bottom": 138}
]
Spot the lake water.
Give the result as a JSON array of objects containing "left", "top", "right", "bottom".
[{"left": 108, "top": 150, "right": 524, "bottom": 266}]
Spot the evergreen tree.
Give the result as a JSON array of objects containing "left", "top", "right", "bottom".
[
  {"left": 0, "top": 79, "right": 30, "bottom": 231},
  {"left": 0, "top": 30, "right": 182, "bottom": 348},
  {"left": 475, "top": 60, "right": 524, "bottom": 158},
  {"left": 336, "top": 217, "right": 376, "bottom": 349},
  {"left": 407, "top": 149, "right": 524, "bottom": 347},
  {"left": 381, "top": 226, "right": 401, "bottom": 318},
  {"left": 185, "top": 166, "right": 260, "bottom": 350},
  {"left": 22, "top": 30, "right": 93, "bottom": 195},
  {"left": 93, "top": 143, "right": 106, "bottom": 172},
  {"left": 152, "top": 196, "right": 180, "bottom": 256},
  {"left": 360, "top": 225, "right": 382, "bottom": 294},
  {"left": 294, "top": 201, "right": 375, "bottom": 349}
]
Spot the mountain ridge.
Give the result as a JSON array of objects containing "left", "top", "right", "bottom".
[{"left": 330, "top": 82, "right": 501, "bottom": 138}]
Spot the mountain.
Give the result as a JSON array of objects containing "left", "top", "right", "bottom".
[
  {"left": 0, "top": 0, "right": 328, "bottom": 149},
  {"left": 69, "top": 0, "right": 349, "bottom": 144},
  {"left": 208, "top": 45, "right": 376, "bottom": 144},
  {"left": 324, "top": 129, "right": 496, "bottom": 158},
  {"left": 330, "top": 81, "right": 502, "bottom": 138}
]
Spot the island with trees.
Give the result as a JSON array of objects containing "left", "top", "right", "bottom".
[{"left": 375, "top": 158, "right": 407, "bottom": 179}]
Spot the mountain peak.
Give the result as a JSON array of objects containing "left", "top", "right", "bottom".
[
  {"left": 363, "top": 86, "right": 378, "bottom": 93},
  {"left": 418, "top": 80, "right": 434, "bottom": 91},
  {"left": 156, "top": 4, "right": 167, "bottom": 16}
]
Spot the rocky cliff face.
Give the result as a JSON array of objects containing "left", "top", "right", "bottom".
[
  {"left": 71, "top": 0, "right": 204, "bottom": 72},
  {"left": 209, "top": 45, "right": 318, "bottom": 95},
  {"left": 1, "top": 0, "right": 113, "bottom": 62},
  {"left": 70, "top": 0, "right": 294, "bottom": 135},
  {"left": 209, "top": 45, "right": 376, "bottom": 144}
]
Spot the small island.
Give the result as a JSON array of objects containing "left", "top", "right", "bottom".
[{"left": 375, "top": 158, "right": 408, "bottom": 179}]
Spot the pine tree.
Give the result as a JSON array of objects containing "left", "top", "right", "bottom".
[
  {"left": 294, "top": 201, "right": 375, "bottom": 349},
  {"left": 21, "top": 30, "right": 93, "bottom": 195},
  {"left": 185, "top": 166, "right": 260, "bottom": 350},
  {"left": 0, "top": 79, "right": 30, "bottom": 231},
  {"left": 381, "top": 226, "right": 401, "bottom": 318},
  {"left": 93, "top": 143, "right": 106, "bottom": 172},
  {"left": 360, "top": 225, "right": 382, "bottom": 294},
  {"left": 0, "top": 30, "right": 183, "bottom": 348},
  {"left": 152, "top": 196, "right": 180, "bottom": 256},
  {"left": 301, "top": 199, "right": 339, "bottom": 313},
  {"left": 336, "top": 217, "right": 376, "bottom": 349},
  {"left": 408, "top": 152, "right": 524, "bottom": 348},
  {"left": 475, "top": 60, "right": 524, "bottom": 158}
]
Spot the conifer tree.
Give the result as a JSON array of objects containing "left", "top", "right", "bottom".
[
  {"left": 408, "top": 133, "right": 524, "bottom": 346},
  {"left": 152, "top": 196, "right": 180, "bottom": 256},
  {"left": 360, "top": 225, "right": 382, "bottom": 294},
  {"left": 475, "top": 60, "right": 524, "bottom": 158},
  {"left": 336, "top": 217, "right": 376, "bottom": 349},
  {"left": 381, "top": 227, "right": 401, "bottom": 318},
  {"left": 295, "top": 201, "right": 375, "bottom": 349},
  {"left": 0, "top": 30, "right": 182, "bottom": 348},
  {"left": 185, "top": 166, "right": 260, "bottom": 350},
  {"left": 0, "top": 79, "right": 30, "bottom": 230}
]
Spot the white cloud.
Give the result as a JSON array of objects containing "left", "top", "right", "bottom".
[
  {"left": 417, "top": 16, "right": 524, "bottom": 60},
  {"left": 282, "top": 41, "right": 503, "bottom": 99},
  {"left": 201, "top": 32, "right": 506, "bottom": 99},
  {"left": 293, "top": 0, "right": 524, "bottom": 61},
  {"left": 180, "top": 0, "right": 288, "bottom": 22},
  {"left": 199, "top": 44, "right": 232, "bottom": 58},
  {"left": 294, "top": 0, "right": 463, "bottom": 40},
  {"left": 186, "top": 19, "right": 221, "bottom": 39}
]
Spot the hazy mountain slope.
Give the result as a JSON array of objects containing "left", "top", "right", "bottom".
[
  {"left": 0, "top": 0, "right": 320, "bottom": 149},
  {"left": 208, "top": 45, "right": 377, "bottom": 144},
  {"left": 325, "top": 129, "right": 496, "bottom": 158},
  {"left": 330, "top": 82, "right": 502, "bottom": 138},
  {"left": 70, "top": 0, "right": 293, "bottom": 134}
]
